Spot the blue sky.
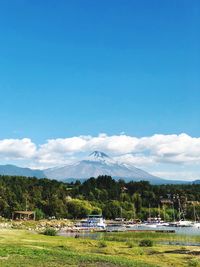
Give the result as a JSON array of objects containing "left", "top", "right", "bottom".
[
  {"left": 0, "top": 0, "right": 200, "bottom": 142},
  {"left": 0, "top": 1, "right": 200, "bottom": 180}
]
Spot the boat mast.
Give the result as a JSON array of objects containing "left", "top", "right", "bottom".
[
  {"left": 163, "top": 205, "right": 166, "bottom": 222},
  {"left": 158, "top": 205, "right": 161, "bottom": 218},
  {"left": 120, "top": 207, "right": 123, "bottom": 219},
  {"left": 178, "top": 197, "right": 181, "bottom": 221},
  {"left": 193, "top": 204, "right": 196, "bottom": 223},
  {"left": 149, "top": 204, "right": 151, "bottom": 220},
  {"left": 133, "top": 204, "right": 136, "bottom": 220}
]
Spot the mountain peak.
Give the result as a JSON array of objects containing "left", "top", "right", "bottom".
[
  {"left": 87, "top": 151, "right": 113, "bottom": 164},
  {"left": 89, "top": 151, "right": 109, "bottom": 159}
]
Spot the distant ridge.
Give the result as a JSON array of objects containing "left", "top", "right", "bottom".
[
  {"left": 193, "top": 180, "right": 200, "bottom": 184},
  {"left": 0, "top": 164, "right": 46, "bottom": 178}
]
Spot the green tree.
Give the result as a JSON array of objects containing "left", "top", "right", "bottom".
[
  {"left": 132, "top": 192, "right": 142, "bottom": 214},
  {"left": 35, "top": 208, "right": 45, "bottom": 220}
]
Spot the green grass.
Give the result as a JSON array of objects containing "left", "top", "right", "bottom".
[
  {"left": 43, "top": 228, "right": 57, "bottom": 236},
  {"left": 103, "top": 231, "right": 200, "bottom": 244},
  {"left": 0, "top": 229, "right": 200, "bottom": 267}
]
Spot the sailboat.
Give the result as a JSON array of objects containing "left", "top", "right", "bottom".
[
  {"left": 140, "top": 205, "right": 169, "bottom": 228},
  {"left": 170, "top": 199, "right": 193, "bottom": 227},
  {"left": 192, "top": 205, "right": 200, "bottom": 229},
  {"left": 193, "top": 222, "right": 200, "bottom": 228}
]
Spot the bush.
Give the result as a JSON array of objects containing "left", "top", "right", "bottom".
[
  {"left": 188, "top": 259, "right": 200, "bottom": 267},
  {"left": 98, "top": 240, "right": 107, "bottom": 248},
  {"left": 126, "top": 241, "right": 134, "bottom": 248},
  {"left": 139, "top": 239, "right": 153, "bottom": 247},
  {"left": 43, "top": 228, "right": 57, "bottom": 236},
  {"left": 35, "top": 208, "right": 45, "bottom": 220}
]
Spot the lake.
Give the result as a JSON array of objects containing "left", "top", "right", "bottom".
[{"left": 59, "top": 225, "right": 200, "bottom": 240}]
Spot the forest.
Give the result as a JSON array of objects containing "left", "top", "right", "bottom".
[{"left": 0, "top": 175, "right": 199, "bottom": 221}]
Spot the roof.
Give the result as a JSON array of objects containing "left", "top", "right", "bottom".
[
  {"left": 13, "top": 211, "right": 35, "bottom": 215},
  {"left": 87, "top": 215, "right": 102, "bottom": 218}
]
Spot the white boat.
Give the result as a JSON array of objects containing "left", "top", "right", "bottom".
[
  {"left": 191, "top": 205, "right": 200, "bottom": 228},
  {"left": 141, "top": 205, "right": 169, "bottom": 228},
  {"left": 193, "top": 222, "right": 200, "bottom": 228},
  {"left": 176, "top": 220, "right": 193, "bottom": 227},
  {"left": 141, "top": 216, "right": 169, "bottom": 228},
  {"left": 158, "top": 222, "right": 170, "bottom": 226},
  {"left": 143, "top": 223, "right": 158, "bottom": 228},
  {"left": 80, "top": 215, "right": 106, "bottom": 229}
]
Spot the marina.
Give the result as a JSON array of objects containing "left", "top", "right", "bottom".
[{"left": 59, "top": 219, "right": 200, "bottom": 237}]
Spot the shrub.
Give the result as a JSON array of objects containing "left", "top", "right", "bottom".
[
  {"left": 98, "top": 240, "right": 107, "bottom": 248},
  {"left": 126, "top": 241, "right": 134, "bottom": 248},
  {"left": 35, "top": 208, "right": 45, "bottom": 220},
  {"left": 43, "top": 228, "right": 57, "bottom": 236},
  {"left": 139, "top": 239, "right": 153, "bottom": 247},
  {"left": 188, "top": 259, "right": 200, "bottom": 267},
  {"left": 180, "top": 246, "right": 187, "bottom": 251}
]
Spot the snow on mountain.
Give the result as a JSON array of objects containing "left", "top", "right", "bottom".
[
  {"left": 0, "top": 153, "right": 191, "bottom": 184},
  {"left": 86, "top": 151, "right": 115, "bottom": 164},
  {"left": 44, "top": 151, "right": 165, "bottom": 183}
]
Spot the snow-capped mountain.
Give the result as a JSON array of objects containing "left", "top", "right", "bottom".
[
  {"left": 0, "top": 152, "right": 191, "bottom": 184},
  {"left": 87, "top": 151, "right": 114, "bottom": 163},
  {"left": 44, "top": 151, "right": 165, "bottom": 183}
]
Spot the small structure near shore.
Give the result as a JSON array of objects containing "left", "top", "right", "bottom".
[{"left": 12, "top": 211, "right": 36, "bottom": 221}]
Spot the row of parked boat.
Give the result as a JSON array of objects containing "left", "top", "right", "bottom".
[
  {"left": 135, "top": 220, "right": 200, "bottom": 229},
  {"left": 74, "top": 215, "right": 200, "bottom": 231}
]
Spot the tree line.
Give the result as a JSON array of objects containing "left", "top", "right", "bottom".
[{"left": 0, "top": 175, "right": 199, "bottom": 220}]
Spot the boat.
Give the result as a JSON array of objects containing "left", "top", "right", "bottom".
[
  {"left": 193, "top": 222, "right": 200, "bottom": 228},
  {"left": 191, "top": 204, "right": 200, "bottom": 229},
  {"left": 177, "top": 220, "right": 193, "bottom": 227},
  {"left": 167, "top": 197, "right": 193, "bottom": 227},
  {"left": 141, "top": 205, "right": 169, "bottom": 228},
  {"left": 106, "top": 218, "right": 126, "bottom": 231},
  {"left": 79, "top": 215, "right": 106, "bottom": 229},
  {"left": 169, "top": 203, "right": 200, "bottom": 228}
]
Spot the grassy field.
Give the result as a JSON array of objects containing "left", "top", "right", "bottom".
[
  {"left": 0, "top": 229, "right": 200, "bottom": 267},
  {"left": 103, "top": 231, "right": 200, "bottom": 244}
]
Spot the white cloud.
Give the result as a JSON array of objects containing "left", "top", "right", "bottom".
[
  {"left": 151, "top": 171, "right": 200, "bottom": 181},
  {"left": 1, "top": 133, "right": 200, "bottom": 180},
  {"left": 85, "top": 134, "right": 138, "bottom": 154},
  {"left": 0, "top": 138, "right": 36, "bottom": 159},
  {"left": 114, "top": 154, "right": 156, "bottom": 166},
  {"left": 136, "top": 133, "right": 200, "bottom": 164}
]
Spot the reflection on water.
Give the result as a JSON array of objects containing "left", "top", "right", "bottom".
[
  {"left": 59, "top": 225, "right": 200, "bottom": 241},
  {"left": 131, "top": 225, "right": 200, "bottom": 236},
  {"left": 159, "top": 241, "right": 200, "bottom": 246},
  {"left": 59, "top": 231, "right": 104, "bottom": 240}
]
